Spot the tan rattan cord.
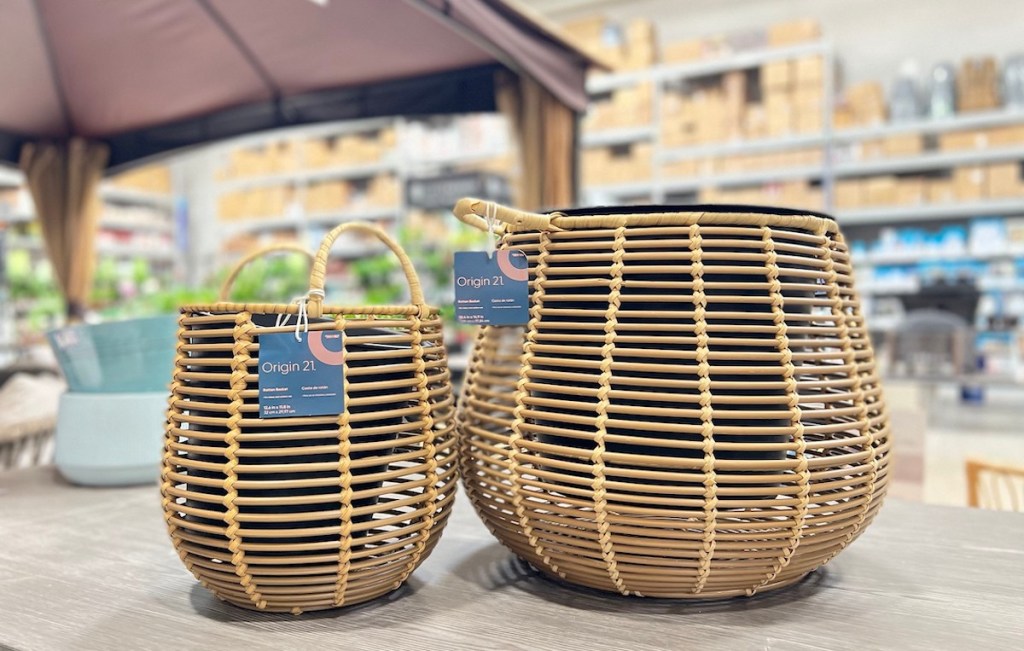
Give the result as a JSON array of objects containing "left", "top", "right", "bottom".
[
  {"left": 308, "top": 222, "right": 425, "bottom": 317},
  {"left": 218, "top": 243, "right": 314, "bottom": 302},
  {"left": 508, "top": 229, "right": 566, "bottom": 579},
  {"left": 748, "top": 225, "right": 810, "bottom": 594},
  {"left": 454, "top": 198, "right": 890, "bottom": 599},
  {"left": 818, "top": 228, "right": 880, "bottom": 562},
  {"left": 688, "top": 223, "right": 718, "bottom": 594},
  {"left": 224, "top": 312, "right": 266, "bottom": 610},
  {"left": 591, "top": 225, "right": 630, "bottom": 595},
  {"left": 331, "top": 316, "right": 354, "bottom": 611}
]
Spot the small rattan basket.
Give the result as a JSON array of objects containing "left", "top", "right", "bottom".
[
  {"left": 161, "top": 223, "right": 457, "bottom": 614},
  {"left": 453, "top": 198, "right": 891, "bottom": 599}
]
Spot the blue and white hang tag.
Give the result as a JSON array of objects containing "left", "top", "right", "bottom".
[
  {"left": 453, "top": 249, "right": 529, "bottom": 326},
  {"left": 258, "top": 329, "right": 344, "bottom": 419}
]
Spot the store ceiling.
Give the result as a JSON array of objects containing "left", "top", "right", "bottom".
[{"left": 0, "top": 0, "right": 592, "bottom": 170}]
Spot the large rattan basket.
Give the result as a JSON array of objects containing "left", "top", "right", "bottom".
[
  {"left": 161, "top": 223, "right": 457, "bottom": 614},
  {"left": 453, "top": 198, "right": 891, "bottom": 599}
]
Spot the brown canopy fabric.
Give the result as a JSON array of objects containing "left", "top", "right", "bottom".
[
  {"left": 0, "top": 0, "right": 593, "bottom": 170},
  {"left": 0, "top": 0, "right": 596, "bottom": 319}
]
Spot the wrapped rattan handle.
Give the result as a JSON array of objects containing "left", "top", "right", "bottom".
[
  {"left": 453, "top": 197, "right": 563, "bottom": 233},
  {"left": 307, "top": 222, "right": 424, "bottom": 317},
  {"left": 218, "top": 243, "right": 314, "bottom": 301}
]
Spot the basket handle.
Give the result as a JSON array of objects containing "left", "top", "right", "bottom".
[
  {"left": 218, "top": 243, "right": 313, "bottom": 301},
  {"left": 453, "top": 197, "right": 563, "bottom": 233},
  {"left": 307, "top": 221, "right": 425, "bottom": 317}
]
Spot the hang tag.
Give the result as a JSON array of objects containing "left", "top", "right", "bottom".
[
  {"left": 454, "top": 249, "right": 529, "bottom": 326},
  {"left": 258, "top": 330, "right": 345, "bottom": 419}
]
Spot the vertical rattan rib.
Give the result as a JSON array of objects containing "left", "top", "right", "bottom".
[
  {"left": 453, "top": 198, "right": 891, "bottom": 599},
  {"left": 161, "top": 222, "right": 456, "bottom": 614}
]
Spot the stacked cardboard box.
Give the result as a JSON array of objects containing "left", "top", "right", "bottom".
[
  {"left": 562, "top": 16, "right": 658, "bottom": 70},
  {"left": 767, "top": 19, "right": 821, "bottom": 46},
  {"left": 958, "top": 57, "right": 1000, "bottom": 112},
  {"left": 698, "top": 181, "right": 823, "bottom": 210},
  {"left": 305, "top": 181, "right": 351, "bottom": 214},
  {"left": 217, "top": 186, "right": 296, "bottom": 221},
  {"left": 581, "top": 143, "right": 653, "bottom": 185},
  {"left": 833, "top": 163, "right": 1023, "bottom": 210},
  {"left": 833, "top": 82, "right": 887, "bottom": 128},
  {"left": 584, "top": 83, "right": 653, "bottom": 132},
  {"left": 622, "top": 19, "right": 658, "bottom": 70},
  {"left": 987, "top": 162, "right": 1024, "bottom": 197},
  {"left": 110, "top": 165, "right": 173, "bottom": 194},
  {"left": 366, "top": 175, "right": 401, "bottom": 207},
  {"left": 939, "top": 125, "right": 1024, "bottom": 151}
]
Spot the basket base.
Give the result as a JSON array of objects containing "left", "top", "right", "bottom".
[
  {"left": 210, "top": 583, "right": 406, "bottom": 615},
  {"left": 522, "top": 558, "right": 811, "bottom": 600}
]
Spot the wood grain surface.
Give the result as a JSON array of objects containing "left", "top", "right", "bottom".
[{"left": 1, "top": 467, "right": 1022, "bottom": 651}]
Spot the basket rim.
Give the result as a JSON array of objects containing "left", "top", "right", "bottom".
[
  {"left": 178, "top": 301, "right": 441, "bottom": 317},
  {"left": 532, "top": 204, "right": 838, "bottom": 233},
  {"left": 552, "top": 203, "right": 836, "bottom": 221}
]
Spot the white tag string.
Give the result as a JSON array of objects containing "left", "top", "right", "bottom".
[
  {"left": 274, "top": 288, "right": 325, "bottom": 342},
  {"left": 484, "top": 201, "right": 499, "bottom": 258}
]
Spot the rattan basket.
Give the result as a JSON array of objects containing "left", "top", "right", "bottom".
[
  {"left": 453, "top": 198, "right": 891, "bottom": 599},
  {"left": 161, "top": 223, "right": 457, "bottom": 614}
]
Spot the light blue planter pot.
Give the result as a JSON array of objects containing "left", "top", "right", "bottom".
[
  {"left": 47, "top": 316, "right": 176, "bottom": 486},
  {"left": 47, "top": 315, "right": 178, "bottom": 393},
  {"left": 54, "top": 391, "right": 167, "bottom": 486}
]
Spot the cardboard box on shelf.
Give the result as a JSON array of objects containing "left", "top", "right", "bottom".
[
  {"left": 939, "top": 130, "right": 987, "bottom": 151},
  {"left": 863, "top": 176, "right": 898, "bottom": 206},
  {"left": 987, "top": 162, "right": 1024, "bottom": 197},
  {"left": 926, "top": 178, "right": 957, "bottom": 204},
  {"left": 622, "top": 18, "right": 657, "bottom": 69},
  {"left": 793, "top": 55, "right": 825, "bottom": 87},
  {"left": 662, "top": 38, "right": 705, "bottom": 63},
  {"left": 953, "top": 165, "right": 987, "bottom": 201},
  {"left": 958, "top": 57, "right": 1000, "bottom": 112},
  {"left": 844, "top": 82, "right": 887, "bottom": 125},
  {"left": 743, "top": 104, "right": 767, "bottom": 139},
  {"left": 761, "top": 60, "right": 793, "bottom": 90},
  {"left": 793, "top": 85, "right": 824, "bottom": 108},
  {"left": 895, "top": 177, "right": 926, "bottom": 205},
  {"left": 987, "top": 125, "right": 1024, "bottom": 147},
  {"left": 796, "top": 112, "right": 823, "bottom": 134},
  {"left": 303, "top": 139, "right": 332, "bottom": 168},
  {"left": 663, "top": 158, "right": 698, "bottom": 178},
  {"left": 834, "top": 179, "right": 863, "bottom": 209},
  {"left": 883, "top": 134, "right": 924, "bottom": 158},
  {"left": 832, "top": 104, "right": 856, "bottom": 130},
  {"left": 767, "top": 19, "right": 821, "bottom": 46}
]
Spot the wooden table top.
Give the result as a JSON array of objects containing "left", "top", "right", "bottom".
[{"left": 1, "top": 467, "right": 1022, "bottom": 650}]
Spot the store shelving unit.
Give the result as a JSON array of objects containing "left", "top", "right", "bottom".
[
  {"left": 579, "top": 40, "right": 1024, "bottom": 225},
  {"left": 210, "top": 115, "right": 512, "bottom": 239},
  {"left": 581, "top": 41, "right": 836, "bottom": 205}
]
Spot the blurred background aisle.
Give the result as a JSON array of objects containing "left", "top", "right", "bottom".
[{"left": 1, "top": 0, "right": 1022, "bottom": 509}]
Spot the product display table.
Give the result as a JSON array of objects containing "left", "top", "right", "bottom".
[{"left": 2, "top": 467, "right": 1022, "bottom": 650}]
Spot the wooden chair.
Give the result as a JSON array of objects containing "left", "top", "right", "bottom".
[{"left": 966, "top": 459, "right": 1024, "bottom": 511}]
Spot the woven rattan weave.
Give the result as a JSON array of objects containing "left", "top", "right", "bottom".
[
  {"left": 161, "top": 223, "right": 456, "bottom": 613},
  {"left": 453, "top": 198, "right": 891, "bottom": 598}
]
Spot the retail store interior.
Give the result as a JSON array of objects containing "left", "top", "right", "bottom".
[
  {"left": 4, "top": 0, "right": 1022, "bottom": 509},
  {"left": 2, "top": 1, "right": 1024, "bottom": 647}
]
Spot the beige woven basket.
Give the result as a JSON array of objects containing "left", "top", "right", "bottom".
[
  {"left": 453, "top": 198, "right": 891, "bottom": 599},
  {"left": 161, "top": 222, "right": 457, "bottom": 614}
]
